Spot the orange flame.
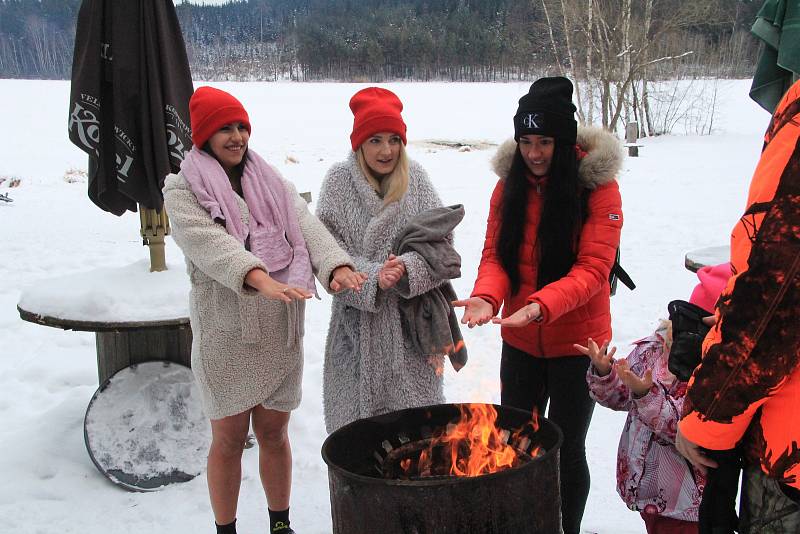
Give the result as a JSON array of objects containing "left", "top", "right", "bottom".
[{"left": 403, "top": 404, "right": 539, "bottom": 478}]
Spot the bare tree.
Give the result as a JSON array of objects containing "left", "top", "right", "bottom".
[
  {"left": 540, "top": 0, "right": 565, "bottom": 75},
  {"left": 584, "top": 0, "right": 594, "bottom": 125},
  {"left": 639, "top": 0, "right": 655, "bottom": 136},
  {"left": 540, "top": 0, "right": 734, "bottom": 133},
  {"left": 553, "top": 0, "right": 584, "bottom": 123}
]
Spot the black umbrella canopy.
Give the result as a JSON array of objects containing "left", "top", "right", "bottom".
[{"left": 68, "top": 0, "right": 193, "bottom": 216}]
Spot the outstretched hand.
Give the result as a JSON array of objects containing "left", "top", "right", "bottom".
[
  {"left": 491, "top": 302, "right": 541, "bottom": 328},
  {"left": 245, "top": 268, "right": 313, "bottom": 303},
  {"left": 574, "top": 338, "right": 616, "bottom": 376},
  {"left": 451, "top": 297, "right": 495, "bottom": 328},
  {"left": 615, "top": 358, "right": 653, "bottom": 398},
  {"left": 330, "top": 266, "right": 367, "bottom": 293}
]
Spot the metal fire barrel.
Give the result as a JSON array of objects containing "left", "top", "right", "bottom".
[{"left": 321, "top": 403, "right": 563, "bottom": 534}]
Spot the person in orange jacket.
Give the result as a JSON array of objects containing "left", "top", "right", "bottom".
[
  {"left": 676, "top": 79, "right": 800, "bottom": 534},
  {"left": 454, "top": 77, "right": 623, "bottom": 534}
]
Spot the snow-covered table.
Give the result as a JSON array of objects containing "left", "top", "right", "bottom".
[
  {"left": 17, "top": 260, "right": 191, "bottom": 384},
  {"left": 16, "top": 261, "right": 210, "bottom": 491},
  {"left": 684, "top": 245, "right": 730, "bottom": 273}
]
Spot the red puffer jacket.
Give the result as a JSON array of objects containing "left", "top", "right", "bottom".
[{"left": 471, "top": 126, "right": 623, "bottom": 357}]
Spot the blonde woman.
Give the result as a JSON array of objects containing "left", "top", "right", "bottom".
[{"left": 316, "top": 87, "right": 451, "bottom": 432}]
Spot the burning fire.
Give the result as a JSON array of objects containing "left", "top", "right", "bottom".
[{"left": 403, "top": 403, "right": 540, "bottom": 478}]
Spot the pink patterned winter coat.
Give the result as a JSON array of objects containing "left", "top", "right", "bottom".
[{"left": 586, "top": 329, "right": 706, "bottom": 521}]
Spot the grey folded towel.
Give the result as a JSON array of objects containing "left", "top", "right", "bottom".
[{"left": 393, "top": 204, "right": 468, "bottom": 371}]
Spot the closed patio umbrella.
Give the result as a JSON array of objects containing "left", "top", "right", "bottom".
[
  {"left": 749, "top": 0, "right": 800, "bottom": 112},
  {"left": 67, "top": 0, "right": 193, "bottom": 270}
]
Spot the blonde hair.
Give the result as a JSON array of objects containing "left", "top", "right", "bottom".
[{"left": 356, "top": 142, "right": 409, "bottom": 205}]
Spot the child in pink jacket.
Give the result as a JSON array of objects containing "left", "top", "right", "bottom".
[{"left": 577, "top": 262, "right": 731, "bottom": 534}]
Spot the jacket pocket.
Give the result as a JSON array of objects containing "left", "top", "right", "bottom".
[
  {"left": 190, "top": 281, "right": 215, "bottom": 333},
  {"left": 212, "top": 284, "right": 241, "bottom": 331},
  {"left": 333, "top": 305, "right": 359, "bottom": 357}
]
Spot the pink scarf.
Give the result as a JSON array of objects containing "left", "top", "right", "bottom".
[{"left": 180, "top": 146, "right": 315, "bottom": 294}]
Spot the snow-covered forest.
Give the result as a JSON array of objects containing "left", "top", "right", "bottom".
[{"left": 1, "top": 0, "right": 760, "bottom": 83}]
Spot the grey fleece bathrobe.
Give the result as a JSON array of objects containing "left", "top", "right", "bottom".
[
  {"left": 163, "top": 172, "right": 352, "bottom": 420},
  {"left": 316, "top": 153, "right": 449, "bottom": 433}
]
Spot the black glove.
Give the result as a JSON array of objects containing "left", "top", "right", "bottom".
[{"left": 667, "top": 300, "right": 712, "bottom": 382}]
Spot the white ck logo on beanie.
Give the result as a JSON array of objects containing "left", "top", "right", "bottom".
[{"left": 523, "top": 113, "right": 543, "bottom": 129}]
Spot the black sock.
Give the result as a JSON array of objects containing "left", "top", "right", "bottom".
[
  {"left": 269, "top": 507, "right": 291, "bottom": 532},
  {"left": 215, "top": 519, "right": 237, "bottom": 534}
]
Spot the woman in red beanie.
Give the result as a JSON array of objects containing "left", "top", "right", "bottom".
[
  {"left": 163, "top": 86, "right": 366, "bottom": 534},
  {"left": 453, "top": 77, "right": 623, "bottom": 533},
  {"left": 315, "top": 87, "right": 453, "bottom": 433}
]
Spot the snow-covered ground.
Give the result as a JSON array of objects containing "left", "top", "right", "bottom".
[{"left": 0, "top": 79, "right": 767, "bottom": 533}]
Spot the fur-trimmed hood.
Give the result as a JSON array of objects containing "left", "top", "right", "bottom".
[{"left": 490, "top": 125, "right": 623, "bottom": 189}]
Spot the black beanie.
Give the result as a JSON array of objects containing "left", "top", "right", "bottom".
[{"left": 514, "top": 77, "right": 578, "bottom": 143}]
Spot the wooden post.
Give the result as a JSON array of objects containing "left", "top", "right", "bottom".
[
  {"left": 626, "top": 121, "right": 639, "bottom": 157},
  {"left": 140, "top": 206, "right": 170, "bottom": 272}
]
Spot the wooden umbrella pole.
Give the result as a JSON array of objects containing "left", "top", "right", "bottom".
[{"left": 140, "top": 205, "right": 170, "bottom": 272}]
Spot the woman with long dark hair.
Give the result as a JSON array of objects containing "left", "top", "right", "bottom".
[{"left": 454, "top": 77, "right": 623, "bottom": 534}]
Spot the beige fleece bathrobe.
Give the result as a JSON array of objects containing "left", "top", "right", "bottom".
[{"left": 163, "top": 172, "right": 352, "bottom": 420}]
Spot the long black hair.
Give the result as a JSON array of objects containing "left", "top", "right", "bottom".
[{"left": 497, "top": 140, "right": 589, "bottom": 294}]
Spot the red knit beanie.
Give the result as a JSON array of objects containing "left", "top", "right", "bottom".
[
  {"left": 689, "top": 262, "right": 732, "bottom": 313},
  {"left": 189, "top": 86, "right": 251, "bottom": 149},
  {"left": 349, "top": 87, "right": 407, "bottom": 151}
]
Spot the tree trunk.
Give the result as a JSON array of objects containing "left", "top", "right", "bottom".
[
  {"left": 585, "top": 0, "right": 594, "bottom": 125},
  {"left": 641, "top": 0, "right": 655, "bottom": 137},
  {"left": 559, "top": 0, "right": 584, "bottom": 123},
  {"left": 540, "top": 0, "right": 564, "bottom": 75},
  {"left": 612, "top": 0, "right": 632, "bottom": 133}
]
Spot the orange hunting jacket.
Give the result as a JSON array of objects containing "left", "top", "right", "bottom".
[{"left": 679, "top": 79, "right": 800, "bottom": 489}]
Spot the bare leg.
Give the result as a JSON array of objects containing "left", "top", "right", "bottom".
[
  {"left": 207, "top": 410, "right": 251, "bottom": 525},
  {"left": 251, "top": 406, "right": 292, "bottom": 511}
]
